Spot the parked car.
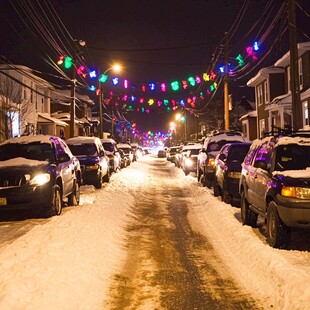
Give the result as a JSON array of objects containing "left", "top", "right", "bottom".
[
  {"left": 213, "top": 142, "right": 252, "bottom": 205},
  {"left": 118, "top": 149, "right": 130, "bottom": 168},
  {"left": 0, "top": 135, "right": 81, "bottom": 218},
  {"left": 166, "top": 146, "right": 180, "bottom": 164},
  {"left": 130, "top": 142, "right": 143, "bottom": 161},
  {"left": 117, "top": 143, "right": 134, "bottom": 165},
  {"left": 180, "top": 143, "right": 202, "bottom": 175},
  {"left": 239, "top": 132, "right": 310, "bottom": 248},
  {"left": 197, "top": 131, "right": 246, "bottom": 187},
  {"left": 101, "top": 138, "right": 121, "bottom": 173},
  {"left": 66, "top": 136, "right": 110, "bottom": 189}
]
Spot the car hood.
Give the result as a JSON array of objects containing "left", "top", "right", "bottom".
[
  {"left": 0, "top": 158, "right": 49, "bottom": 172},
  {"left": 273, "top": 169, "right": 310, "bottom": 187}
]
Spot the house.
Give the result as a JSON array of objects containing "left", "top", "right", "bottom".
[
  {"left": 246, "top": 42, "right": 310, "bottom": 138},
  {"left": 0, "top": 64, "right": 66, "bottom": 142},
  {"left": 51, "top": 89, "right": 95, "bottom": 138}
]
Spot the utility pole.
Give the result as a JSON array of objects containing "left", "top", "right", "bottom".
[
  {"left": 224, "top": 32, "right": 230, "bottom": 130},
  {"left": 288, "top": 0, "right": 302, "bottom": 130},
  {"left": 98, "top": 75, "right": 103, "bottom": 139},
  {"left": 70, "top": 66, "right": 76, "bottom": 138}
]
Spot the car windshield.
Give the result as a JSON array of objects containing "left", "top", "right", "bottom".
[
  {"left": 227, "top": 145, "right": 251, "bottom": 162},
  {"left": 189, "top": 149, "right": 200, "bottom": 155},
  {"left": 119, "top": 148, "right": 131, "bottom": 154},
  {"left": 102, "top": 143, "right": 114, "bottom": 152},
  {"left": 68, "top": 144, "right": 97, "bottom": 156},
  {"left": 275, "top": 144, "right": 310, "bottom": 171},
  {"left": 0, "top": 142, "right": 53, "bottom": 162}
]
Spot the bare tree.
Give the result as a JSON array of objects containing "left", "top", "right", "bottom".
[{"left": 0, "top": 73, "right": 33, "bottom": 142}]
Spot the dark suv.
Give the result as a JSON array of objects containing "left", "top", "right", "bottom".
[
  {"left": 239, "top": 133, "right": 310, "bottom": 248},
  {"left": 213, "top": 142, "right": 251, "bottom": 205},
  {"left": 0, "top": 135, "right": 81, "bottom": 218},
  {"left": 66, "top": 136, "right": 110, "bottom": 189},
  {"left": 197, "top": 131, "right": 246, "bottom": 187}
]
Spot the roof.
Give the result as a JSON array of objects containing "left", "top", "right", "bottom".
[
  {"left": 275, "top": 42, "right": 310, "bottom": 67},
  {"left": 182, "top": 143, "right": 202, "bottom": 150},
  {"left": 247, "top": 67, "right": 285, "bottom": 87},
  {"left": 37, "top": 112, "right": 68, "bottom": 126}
]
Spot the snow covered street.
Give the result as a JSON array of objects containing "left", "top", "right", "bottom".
[{"left": 0, "top": 155, "right": 310, "bottom": 309}]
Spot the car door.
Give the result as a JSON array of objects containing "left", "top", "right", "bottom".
[
  {"left": 55, "top": 139, "right": 75, "bottom": 196},
  {"left": 216, "top": 145, "right": 230, "bottom": 188}
]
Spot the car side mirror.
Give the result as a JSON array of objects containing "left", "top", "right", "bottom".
[{"left": 218, "top": 153, "right": 226, "bottom": 161}]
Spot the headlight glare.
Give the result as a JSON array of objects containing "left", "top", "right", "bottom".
[{"left": 30, "top": 173, "right": 50, "bottom": 186}]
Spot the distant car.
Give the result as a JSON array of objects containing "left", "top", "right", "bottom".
[
  {"left": 197, "top": 131, "right": 246, "bottom": 187},
  {"left": 167, "top": 146, "right": 180, "bottom": 164},
  {"left": 117, "top": 143, "right": 134, "bottom": 165},
  {"left": 239, "top": 132, "right": 310, "bottom": 249},
  {"left": 101, "top": 138, "right": 121, "bottom": 173},
  {"left": 213, "top": 142, "right": 252, "bottom": 205},
  {"left": 157, "top": 149, "right": 166, "bottom": 158},
  {"left": 66, "top": 136, "right": 110, "bottom": 189},
  {"left": 180, "top": 144, "right": 202, "bottom": 175},
  {"left": 0, "top": 135, "right": 81, "bottom": 218}
]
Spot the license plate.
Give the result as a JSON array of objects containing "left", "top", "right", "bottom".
[{"left": 0, "top": 197, "right": 7, "bottom": 205}]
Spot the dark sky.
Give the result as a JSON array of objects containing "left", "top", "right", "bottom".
[{"left": 0, "top": 0, "right": 309, "bottom": 134}]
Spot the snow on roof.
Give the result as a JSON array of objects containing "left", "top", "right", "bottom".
[
  {"left": 247, "top": 67, "right": 285, "bottom": 86},
  {"left": 0, "top": 135, "right": 53, "bottom": 146},
  {"left": 66, "top": 136, "right": 101, "bottom": 144},
  {"left": 101, "top": 138, "right": 116, "bottom": 143},
  {"left": 0, "top": 157, "right": 47, "bottom": 167},
  {"left": 276, "top": 136, "right": 310, "bottom": 146},
  {"left": 182, "top": 143, "right": 202, "bottom": 150},
  {"left": 275, "top": 42, "right": 310, "bottom": 67},
  {"left": 117, "top": 143, "right": 132, "bottom": 148}
]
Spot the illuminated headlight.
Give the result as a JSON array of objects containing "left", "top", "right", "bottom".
[
  {"left": 281, "top": 186, "right": 310, "bottom": 199},
  {"left": 208, "top": 158, "right": 215, "bottom": 167},
  {"left": 30, "top": 173, "right": 50, "bottom": 186},
  {"left": 86, "top": 164, "right": 100, "bottom": 171},
  {"left": 227, "top": 171, "right": 241, "bottom": 179},
  {"left": 185, "top": 158, "right": 193, "bottom": 167}
]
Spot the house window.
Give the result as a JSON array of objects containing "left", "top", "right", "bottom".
[
  {"left": 298, "top": 58, "right": 303, "bottom": 90},
  {"left": 302, "top": 101, "right": 309, "bottom": 126},
  {"left": 256, "top": 84, "right": 263, "bottom": 106},
  {"left": 264, "top": 80, "right": 269, "bottom": 104},
  {"left": 259, "top": 119, "right": 265, "bottom": 138}
]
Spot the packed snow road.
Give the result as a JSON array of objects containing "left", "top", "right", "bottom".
[
  {"left": 106, "top": 159, "right": 259, "bottom": 309},
  {"left": 0, "top": 154, "right": 310, "bottom": 309}
]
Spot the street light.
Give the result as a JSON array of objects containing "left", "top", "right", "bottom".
[{"left": 98, "top": 64, "right": 122, "bottom": 138}]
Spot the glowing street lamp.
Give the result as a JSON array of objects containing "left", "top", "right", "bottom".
[{"left": 98, "top": 64, "right": 122, "bottom": 138}]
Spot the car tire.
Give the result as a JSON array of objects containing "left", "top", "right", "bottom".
[
  {"left": 240, "top": 191, "right": 257, "bottom": 227},
  {"left": 222, "top": 183, "right": 232, "bottom": 204},
  {"left": 94, "top": 173, "right": 103, "bottom": 189},
  {"left": 68, "top": 180, "right": 80, "bottom": 206},
  {"left": 103, "top": 170, "right": 110, "bottom": 183},
  {"left": 184, "top": 169, "right": 189, "bottom": 176},
  {"left": 203, "top": 176, "right": 212, "bottom": 188},
  {"left": 197, "top": 168, "right": 202, "bottom": 182},
  {"left": 213, "top": 180, "right": 222, "bottom": 197},
  {"left": 267, "top": 201, "right": 290, "bottom": 249},
  {"left": 44, "top": 185, "right": 63, "bottom": 218}
]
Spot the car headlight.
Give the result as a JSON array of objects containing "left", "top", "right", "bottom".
[
  {"left": 207, "top": 158, "right": 215, "bottom": 167},
  {"left": 227, "top": 171, "right": 241, "bottom": 179},
  {"left": 185, "top": 158, "right": 193, "bottom": 167},
  {"left": 281, "top": 186, "right": 310, "bottom": 199},
  {"left": 30, "top": 173, "right": 51, "bottom": 186}
]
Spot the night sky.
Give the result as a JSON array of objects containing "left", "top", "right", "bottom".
[{"left": 0, "top": 0, "right": 309, "bottom": 134}]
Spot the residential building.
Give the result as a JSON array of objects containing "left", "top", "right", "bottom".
[
  {"left": 0, "top": 64, "right": 66, "bottom": 142},
  {"left": 246, "top": 42, "right": 310, "bottom": 138}
]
